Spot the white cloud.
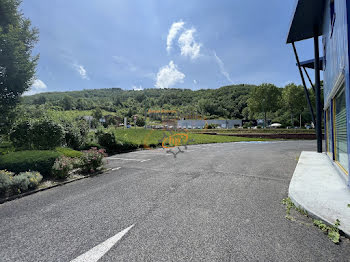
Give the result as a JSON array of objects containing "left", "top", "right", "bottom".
[
  {"left": 213, "top": 52, "right": 233, "bottom": 84},
  {"left": 166, "top": 21, "right": 185, "bottom": 53},
  {"left": 133, "top": 85, "right": 143, "bottom": 91},
  {"left": 23, "top": 79, "right": 47, "bottom": 96},
  {"left": 74, "top": 64, "right": 89, "bottom": 80},
  {"left": 155, "top": 61, "right": 185, "bottom": 89},
  {"left": 178, "top": 28, "right": 201, "bottom": 60},
  {"left": 193, "top": 80, "right": 197, "bottom": 84}
]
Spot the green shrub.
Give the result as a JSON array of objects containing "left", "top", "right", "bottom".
[
  {"left": 71, "top": 158, "right": 83, "bottom": 169},
  {"left": 56, "top": 147, "right": 83, "bottom": 158},
  {"left": 10, "top": 175, "right": 30, "bottom": 194},
  {"left": 97, "top": 132, "right": 117, "bottom": 153},
  {"left": 20, "top": 172, "right": 43, "bottom": 189},
  {"left": 10, "top": 119, "right": 65, "bottom": 150},
  {"left": 81, "top": 142, "right": 103, "bottom": 150},
  {"left": 97, "top": 131, "right": 138, "bottom": 153},
  {"left": 0, "top": 150, "right": 60, "bottom": 177},
  {"left": 9, "top": 120, "right": 33, "bottom": 149},
  {"left": 0, "top": 171, "right": 42, "bottom": 196},
  {"left": 10, "top": 172, "right": 43, "bottom": 194},
  {"left": 64, "top": 124, "right": 83, "bottom": 149},
  {"left": 136, "top": 118, "right": 145, "bottom": 127},
  {"left": 0, "top": 170, "right": 14, "bottom": 196},
  {"left": 0, "top": 141, "right": 15, "bottom": 155},
  {"left": 114, "top": 139, "right": 138, "bottom": 153},
  {"left": 62, "top": 120, "right": 89, "bottom": 149},
  {"left": 31, "top": 119, "right": 65, "bottom": 149},
  {"left": 207, "top": 124, "right": 218, "bottom": 129},
  {"left": 80, "top": 148, "right": 106, "bottom": 174},
  {"left": 52, "top": 156, "right": 74, "bottom": 179}
]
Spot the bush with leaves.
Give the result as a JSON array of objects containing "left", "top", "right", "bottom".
[
  {"left": 20, "top": 172, "right": 43, "bottom": 189},
  {"left": 9, "top": 120, "right": 33, "bottom": 149},
  {"left": 62, "top": 120, "right": 89, "bottom": 149},
  {"left": 0, "top": 150, "right": 60, "bottom": 177},
  {"left": 80, "top": 148, "right": 106, "bottom": 174},
  {"left": 207, "top": 124, "right": 218, "bottom": 129},
  {"left": 10, "top": 172, "right": 42, "bottom": 194},
  {"left": 97, "top": 132, "right": 117, "bottom": 153},
  {"left": 97, "top": 131, "right": 138, "bottom": 153},
  {"left": 31, "top": 119, "right": 65, "bottom": 149},
  {"left": 64, "top": 123, "right": 83, "bottom": 150},
  {"left": 76, "top": 120, "right": 89, "bottom": 140},
  {"left": 0, "top": 170, "right": 42, "bottom": 196},
  {"left": 52, "top": 156, "right": 74, "bottom": 179},
  {"left": 55, "top": 147, "right": 83, "bottom": 158},
  {"left": 0, "top": 170, "right": 14, "bottom": 196},
  {"left": 136, "top": 118, "right": 145, "bottom": 127},
  {"left": 9, "top": 119, "right": 65, "bottom": 150}
]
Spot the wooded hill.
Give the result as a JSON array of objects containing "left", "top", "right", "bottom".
[{"left": 22, "top": 85, "right": 257, "bottom": 120}]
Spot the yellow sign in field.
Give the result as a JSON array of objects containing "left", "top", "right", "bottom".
[{"left": 161, "top": 133, "right": 189, "bottom": 149}]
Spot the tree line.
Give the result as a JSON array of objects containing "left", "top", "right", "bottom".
[{"left": 19, "top": 82, "right": 321, "bottom": 128}]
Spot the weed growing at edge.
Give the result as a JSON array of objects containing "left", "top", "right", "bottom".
[
  {"left": 282, "top": 197, "right": 341, "bottom": 244},
  {"left": 313, "top": 219, "right": 341, "bottom": 244}
]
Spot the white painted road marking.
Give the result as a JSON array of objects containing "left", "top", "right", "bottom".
[
  {"left": 108, "top": 157, "right": 151, "bottom": 162},
  {"left": 70, "top": 225, "right": 134, "bottom": 262},
  {"left": 130, "top": 152, "right": 171, "bottom": 156},
  {"left": 111, "top": 167, "right": 121, "bottom": 171}
]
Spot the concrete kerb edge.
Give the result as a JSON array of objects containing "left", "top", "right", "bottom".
[{"left": 288, "top": 186, "right": 350, "bottom": 238}]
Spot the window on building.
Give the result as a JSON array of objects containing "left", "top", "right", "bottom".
[{"left": 333, "top": 85, "right": 348, "bottom": 173}]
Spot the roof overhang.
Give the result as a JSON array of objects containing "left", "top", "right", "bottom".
[
  {"left": 286, "top": 0, "right": 326, "bottom": 43},
  {"left": 299, "top": 57, "right": 324, "bottom": 70}
]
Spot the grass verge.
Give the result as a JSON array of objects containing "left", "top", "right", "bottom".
[{"left": 110, "top": 128, "right": 272, "bottom": 148}]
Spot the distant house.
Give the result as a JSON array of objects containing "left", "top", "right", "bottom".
[
  {"left": 177, "top": 119, "right": 242, "bottom": 129},
  {"left": 287, "top": 0, "right": 350, "bottom": 187}
]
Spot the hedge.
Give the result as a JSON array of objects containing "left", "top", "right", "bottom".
[
  {"left": 97, "top": 132, "right": 138, "bottom": 153},
  {"left": 55, "top": 147, "right": 83, "bottom": 158},
  {"left": 0, "top": 151, "right": 60, "bottom": 177}
]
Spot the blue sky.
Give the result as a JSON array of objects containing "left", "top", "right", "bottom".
[{"left": 22, "top": 0, "right": 316, "bottom": 95}]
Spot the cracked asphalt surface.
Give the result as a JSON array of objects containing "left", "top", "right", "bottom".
[{"left": 1, "top": 140, "right": 350, "bottom": 261}]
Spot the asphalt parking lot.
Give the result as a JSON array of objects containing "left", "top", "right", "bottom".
[{"left": 0, "top": 141, "right": 349, "bottom": 261}]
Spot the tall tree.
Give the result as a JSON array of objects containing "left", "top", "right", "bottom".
[
  {"left": 0, "top": 0, "right": 39, "bottom": 133},
  {"left": 93, "top": 107, "right": 103, "bottom": 120},
  {"left": 282, "top": 83, "right": 305, "bottom": 126},
  {"left": 62, "top": 95, "right": 74, "bottom": 110},
  {"left": 248, "top": 83, "right": 281, "bottom": 127}
]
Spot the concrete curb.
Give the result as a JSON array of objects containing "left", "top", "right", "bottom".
[
  {"left": 288, "top": 192, "right": 350, "bottom": 239},
  {"left": 288, "top": 151, "right": 350, "bottom": 238},
  {"left": 0, "top": 168, "right": 111, "bottom": 205}
]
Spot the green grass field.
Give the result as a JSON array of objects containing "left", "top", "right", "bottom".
[
  {"left": 47, "top": 109, "right": 118, "bottom": 121},
  {"left": 110, "top": 128, "right": 271, "bottom": 148}
]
